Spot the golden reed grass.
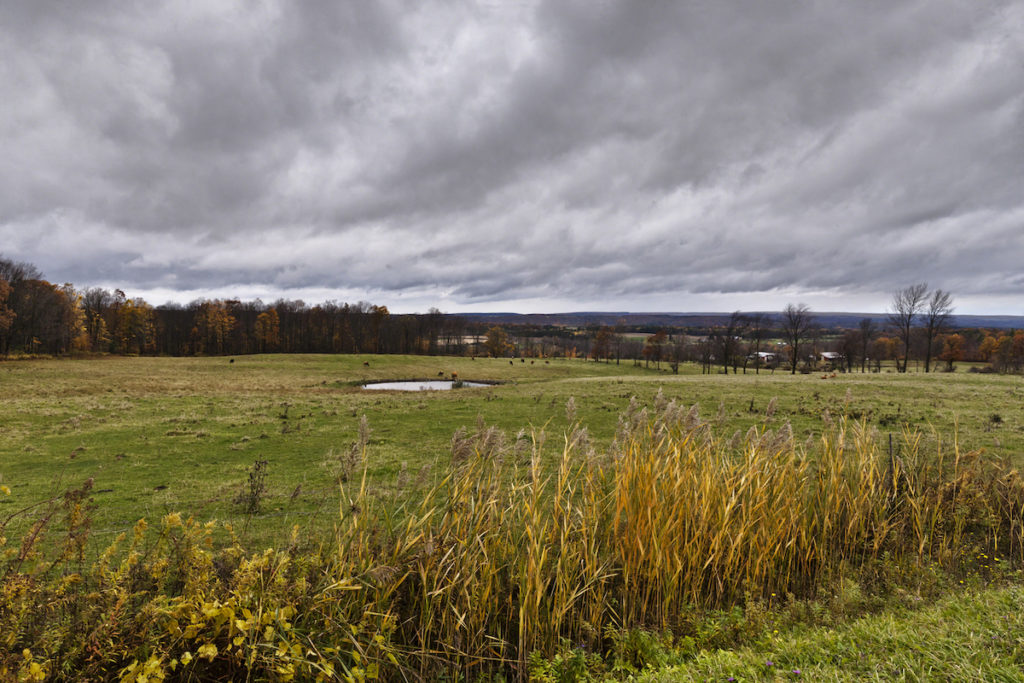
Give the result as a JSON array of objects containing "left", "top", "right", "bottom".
[{"left": 3, "top": 401, "right": 1024, "bottom": 680}]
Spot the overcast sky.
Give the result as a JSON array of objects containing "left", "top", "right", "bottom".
[{"left": 1, "top": 1, "right": 1022, "bottom": 314}]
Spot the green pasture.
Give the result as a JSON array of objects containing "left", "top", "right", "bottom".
[
  {"left": 4, "top": 354, "right": 1024, "bottom": 680},
  {"left": 633, "top": 584, "right": 1024, "bottom": 682},
  {"left": 2, "top": 354, "right": 1023, "bottom": 547}
]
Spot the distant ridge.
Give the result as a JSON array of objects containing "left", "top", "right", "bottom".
[{"left": 455, "top": 311, "right": 1024, "bottom": 330}]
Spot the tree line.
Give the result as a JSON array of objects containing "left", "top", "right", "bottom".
[
  {"left": 0, "top": 256, "right": 470, "bottom": 357},
  {"left": 583, "top": 287, "right": 1023, "bottom": 375},
  {"left": 2, "top": 255, "right": 1021, "bottom": 372}
]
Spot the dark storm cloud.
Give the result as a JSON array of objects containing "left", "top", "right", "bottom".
[{"left": 1, "top": 0, "right": 1022, "bottom": 312}]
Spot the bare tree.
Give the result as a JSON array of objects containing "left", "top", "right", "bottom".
[
  {"left": 0, "top": 255, "right": 42, "bottom": 285},
  {"left": 745, "top": 313, "right": 769, "bottom": 374},
  {"left": 839, "top": 329, "right": 860, "bottom": 373},
  {"left": 782, "top": 303, "right": 814, "bottom": 374},
  {"left": 858, "top": 318, "right": 877, "bottom": 373},
  {"left": 712, "top": 311, "right": 747, "bottom": 374},
  {"left": 0, "top": 256, "right": 45, "bottom": 355},
  {"left": 669, "top": 336, "right": 687, "bottom": 374},
  {"left": 922, "top": 289, "right": 954, "bottom": 373},
  {"left": 697, "top": 336, "right": 714, "bottom": 374},
  {"left": 888, "top": 283, "right": 927, "bottom": 373}
]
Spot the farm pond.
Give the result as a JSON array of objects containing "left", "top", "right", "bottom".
[{"left": 362, "top": 380, "right": 489, "bottom": 391}]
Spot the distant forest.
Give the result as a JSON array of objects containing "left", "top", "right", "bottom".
[
  {"left": 1, "top": 255, "right": 1022, "bottom": 373},
  {"left": 0, "top": 256, "right": 469, "bottom": 357}
]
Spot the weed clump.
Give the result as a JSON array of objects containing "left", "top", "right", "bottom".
[
  {"left": 322, "top": 414, "right": 371, "bottom": 484},
  {"left": 232, "top": 459, "right": 267, "bottom": 514}
]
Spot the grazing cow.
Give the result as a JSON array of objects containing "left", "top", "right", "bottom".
[
  {"left": 229, "top": 358, "right": 234, "bottom": 364},
  {"left": 438, "top": 371, "right": 444, "bottom": 376},
  {"left": 509, "top": 360, "right": 513, "bottom": 365},
  {"left": 452, "top": 371, "right": 458, "bottom": 378},
  {"left": 363, "top": 361, "right": 370, "bottom": 367},
  {"left": 520, "top": 358, "right": 525, "bottom": 363}
]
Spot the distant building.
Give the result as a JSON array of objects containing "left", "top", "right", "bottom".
[{"left": 748, "top": 351, "right": 780, "bottom": 367}]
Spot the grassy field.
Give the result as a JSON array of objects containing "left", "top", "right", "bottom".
[
  {"left": 2, "top": 354, "right": 1023, "bottom": 547},
  {"left": 3, "top": 355, "right": 1024, "bottom": 680},
  {"left": 629, "top": 584, "right": 1024, "bottom": 681}
]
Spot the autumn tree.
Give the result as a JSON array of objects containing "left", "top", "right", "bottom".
[
  {"left": 255, "top": 307, "right": 281, "bottom": 352},
  {"left": 105, "top": 289, "right": 129, "bottom": 353},
  {"left": 119, "top": 298, "right": 156, "bottom": 354},
  {"left": 870, "top": 336, "right": 898, "bottom": 372},
  {"left": 642, "top": 330, "right": 668, "bottom": 368},
  {"left": 939, "top": 333, "right": 964, "bottom": 372},
  {"left": 89, "top": 288, "right": 153, "bottom": 355},
  {"left": 483, "top": 326, "right": 510, "bottom": 358},
  {"left": 888, "top": 283, "right": 927, "bottom": 373},
  {"left": 591, "top": 326, "right": 614, "bottom": 362},
  {"left": 781, "top": 303, "right": 814, "bottom": 374},
  {"left": 1014, "top": 332, "right": 1024, "bottom": 373},
  {"left": 193, "top": 300, "right": 236, "bottom": 355},
  {"left": 922, "top": 289, "right": 954, "bottom": 373},
  {"left": 60, "top": 284, "right": 90, "bottom": 352},
  {"left": 80, "top": 287, "right": 115, "bottom": 351},
  {"left": 979, "top": 333, "right": 1000, "bottom": 362},
  {"left": 993, "top": 331, "right": 1024, "bottom": 373}
]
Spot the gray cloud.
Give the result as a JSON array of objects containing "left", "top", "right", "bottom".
[{"left": 1, "top": 0, "right": 1022, "bottom": 313}]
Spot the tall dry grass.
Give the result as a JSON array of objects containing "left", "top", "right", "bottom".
[{"left": 3, "top": 399, "right": 1024, "bottom": 680}]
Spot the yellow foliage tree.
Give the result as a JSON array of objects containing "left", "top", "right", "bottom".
[
  {"left": 196, "top": 301, "right": 236, "bottom": 355},
  {"left": 255, "top": 308, "right": 280, "bottom": 352},
  {"left": 979, "top": 333, "right": 999, "bottom": 362},
  {"left": 59, "top": 284, "right": 90, "bottom": 352},
  {"left": 483, "top": 326, "right": 510, "bottom": 358},
  {"left": 119, "top": 298, "right": 156, "bottom": 354}
]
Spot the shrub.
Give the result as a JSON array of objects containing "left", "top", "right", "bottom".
[{"left": 232, "top": 459, "right": 268, "bottom": 514}]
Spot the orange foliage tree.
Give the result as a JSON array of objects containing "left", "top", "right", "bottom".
[{"left": 938, "top": 333, "right": 963, "bottom": 372}]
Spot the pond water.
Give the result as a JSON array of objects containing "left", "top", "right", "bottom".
[{"left": 362, "top": 380, "right": 488, "bottom": 391}]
